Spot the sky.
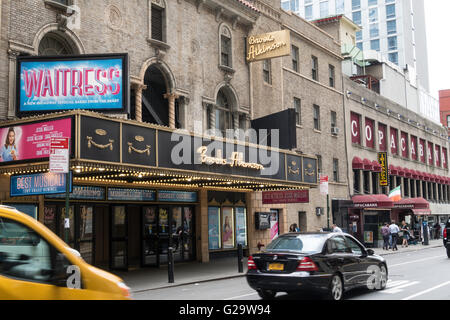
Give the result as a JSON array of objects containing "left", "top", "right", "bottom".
[{"left": 424, "top": 0, "right": 450, "bottom": 99}]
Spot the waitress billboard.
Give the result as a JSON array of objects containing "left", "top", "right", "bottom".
[
  {"left": 0, "top": 117, "right": 72, "bottom": 164},
  {"left": 16, "top": 54, "right": 128, "bottom": 115}
]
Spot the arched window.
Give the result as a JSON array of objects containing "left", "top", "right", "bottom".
[
  {"left": 215, "top": 89, "right": 233, "bottom": 134},
  {"left": 219, "top": 25, "right": 232, "bottom": 68},
  {"left": 38, "top": 32, "right": 75, "bottom": 56}
]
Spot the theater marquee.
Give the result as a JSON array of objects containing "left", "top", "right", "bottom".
[{"left": 246, "top": 30, "right": 291, "bottom": 63}]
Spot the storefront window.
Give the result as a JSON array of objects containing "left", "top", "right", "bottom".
[
  {"left": 270, "top": 209, "right": 280, "bottom": 241},
  {"left": 208, "top": 205, "right": 247, "bottom": 251},
  {"left": 44, "top": 205, "right": 57, "bottom": 233},
  {"left": 208, "top": 207, "right": 221, "bottom": 250},
  {"left": 222, "top": 207, "right": 234, "bottom": 249},
  {"left": 159, "top": 208, "right": 169, "bottom": 235},
  {"left": 235, "top": 207, "right": 247, "bottom": 247}
]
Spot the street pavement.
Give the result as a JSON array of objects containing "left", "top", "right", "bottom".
[
  {"left": 113, "top": 239, "right": 445, "bottom": 299},
  {"left": 130, "top": 245, "right": 449, "bottom": 300}
]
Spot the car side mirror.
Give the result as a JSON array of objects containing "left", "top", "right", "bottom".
[
  {"left": 30, "top": 233, "right": 40, "bottom": 246},
  {"left": 367, "top": 249, "right": 375, "bottom": 256}
]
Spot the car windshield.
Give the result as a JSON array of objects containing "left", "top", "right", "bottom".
[{"left": 265, "top": 234, "right": 326, "bottom": 254}]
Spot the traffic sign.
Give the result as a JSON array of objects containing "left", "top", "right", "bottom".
[{"left": 50, "top": 137, "right": 70, "bottom": 173}]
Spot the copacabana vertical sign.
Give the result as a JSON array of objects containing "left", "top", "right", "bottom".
[{"left": 17, "top": 54, "right": 128, "bottom": 115}]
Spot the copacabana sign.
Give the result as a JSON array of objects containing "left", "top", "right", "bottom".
[{"left": 17, "top": 54, "right": 128, "bottom": 115}]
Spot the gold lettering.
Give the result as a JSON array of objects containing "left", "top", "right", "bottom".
[{"left": 197, "top": 147, "right": 263, "bottom": 170}]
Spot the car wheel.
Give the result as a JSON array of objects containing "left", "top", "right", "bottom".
[
  {"left": 377, "top": 265, "right": 388, "bottom": 290},
  {"left": 257, "top": 289, "right": 276, "bottom": 300},
  {"left": 447, "top": 248, "right": 450, "bottom": 258},
  {"left": 327, "top": 274, "right": 344, "bottom": 301}
]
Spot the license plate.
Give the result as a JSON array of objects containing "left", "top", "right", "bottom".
[{"left": 268, "top": 263, "right": 284, "bottom": 271}]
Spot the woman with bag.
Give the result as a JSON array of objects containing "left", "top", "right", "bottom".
[{"left": 401, "top": 220, "right": 410, "bottom": 247}]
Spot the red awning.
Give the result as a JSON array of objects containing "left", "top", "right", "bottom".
[
  {"left": 393, "top": 197, "right": 430, "bottom": 210},
  {"left": 372, "top": 160, "right": 382, "bottom": 172},
  {"left": 352, "top": 157, "right": 364, "bottom": 170},
  {"left": 412, "top": 209, "right": 431, "bottom": 216},
  {"left": 424, "top": 173, "right": 430, "bottom": 181},
  {"left": 397, "top": 167, "right": 406, "bottom": 177},
  {"left": 417, "top": 171, "right": 424, "bottom": 180},
  {"left": 430, "top": 174, "right": 436, "bottom": 182},
  {"left": 352, "top": 194, "right": 394, "bottom": 209},
  {"left": 411, "top": 170, "right": 419, "bottom": 179},
  {"left": 404, "top": 168, "right": 412, "bottom": 178},
  {"left": 363, "top": 158, "right": 373, "bottom": 171},
  {"left": 389, "top": 165, "right": 398, "bottom": 175}
]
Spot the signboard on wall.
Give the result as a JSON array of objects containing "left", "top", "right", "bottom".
[
  {"left": 0, "top": 117, "right": 72, "bottom": 165},
  {"left": 378, "top": 152, "right": 388, "bottom": 187},
  {"left": 16, "top": 54, "right": 128, "bottom": 115},
  {"left": 246, "top": 30, "right": 291, "bottom": 63},
  {"left": 11, "top": 172, "right": 72, "bottom": 197},
  {"left": 45, "top": 185, "right": 105, "bottom": 200},
  {"left": 262, "top": 189, "right": 309, "bottom": 204}
]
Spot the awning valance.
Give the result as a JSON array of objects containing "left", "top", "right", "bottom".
[
  {"left": 352, "top": 157, "right": 364, "bottom": 170},
  {"left": 352, "top": 194, "right": 393, "bottom": 209},
  {"left": 393, "top": 197, "right": 430, "bottom": 210}
]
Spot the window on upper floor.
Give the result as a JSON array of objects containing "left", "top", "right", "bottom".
[
  {"left": 388, "top": 52, "right": 398, "bottom": 64},
  {"left": 352, "top": 11, "right": 361, "bottom": 25},
  {"left": 263, "top": 59, "right": 272, "bottom": 84},
  {"left": 330, "top": 110, "right": 337, "bottom": 131},
  {"left": 219, "top": 25, "right": 232, "bottom": 68},
  {"left": 387, "top": 19, "right": 397, "bottom": 34},
  {"left": 151, "top": 0, "right": 166, "bottom": 42},
  {"left": 292, "top": 45, "right": 299, "bottom": 72},
  {"left": 370, "top": 23, "right": 379, "bottom": 38},
  {"left": 388, "top": 36, "right": 397, "bottom": 51},
  {"left": 333, "top": 158, "right": 339, "bottom": 182},
  {"left": 311, "top": 56, "right": 319, "bottom": 81},
  {"left": 329, "top": 64, "right": 335, "bottom": 88},
  {"left": 305, "top": 4, "right": 313, "bottom": 20},
  {"left": 313, "top": 104, "right": 321, "bottom": 131},
  {"left": 281, "top": 1, "right": 290, "bottom": 11},
  {"left": 336, "top": 0, "right": 345, "bottom": 14},
  {"left": 386, "top": 4, "right": 396, "bottom": 19},
  {"left": 290, "top": 0, "right": 299, "bottom": 12},
  {"left": 371, "top": 39, "right": 380, "bottom": 51},
  {"left": 368, "top": 0, "right": 377, "bottom": 6},
  {"left": 369, "top": 8, "right": 378, "bottom": 23},
  {"left": 352, "top": 0, "right": 361, "bottom": 10},
  {"left": 294, "top": 98, "right": 301, "bottom": 125},
  {"left": 320, "top": 1, "right": 329, "bottom": 18}
]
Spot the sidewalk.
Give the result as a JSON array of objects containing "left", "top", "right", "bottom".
[{"left": 115, "top": 239, "right": 443, "bottom": 293}]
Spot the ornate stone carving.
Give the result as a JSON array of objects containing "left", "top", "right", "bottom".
[{"left": 105, "top": 5, "right": 123, "bottom": 30}]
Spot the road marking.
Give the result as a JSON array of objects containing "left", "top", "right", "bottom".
[
  {"left": 383, "top": 281, "right": 420, "bottom": 294},
  {"left": 224, "top": 292, "right": 258, "bottom": 300},
  {"left": 386, "top": 280, "right": 409, "bottom": 288},
  {"left": 389, "top": 255, "right": 446, "bottom": 268},
  {"left": 402, "top": 281, "right": 450, "bottom": 300}
]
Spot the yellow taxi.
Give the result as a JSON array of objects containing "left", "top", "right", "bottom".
[{"left": 0, "top": 205, "right": 131, "bottom": 300}]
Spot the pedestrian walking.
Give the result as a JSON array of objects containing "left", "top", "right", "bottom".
[
  {"left": 434, "top": 222, "right": 441, "bottom": 240},
  {"left": 332, "top": 224, "right": 343, "bottom": 233},
  {"left": 289, "top": 223, "right": 300, "bottom": 232},
  {"left": 381, "top": 223, "right": 391, "bottom": 250},
  {"left": 389, "top": 220, "right": 400, "bottom": 251},
  {"left": 400, "top": 220, "right": 410, "bottom": 247}
]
